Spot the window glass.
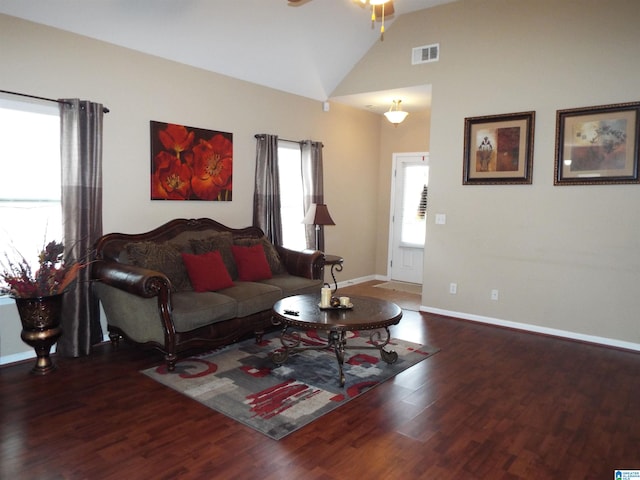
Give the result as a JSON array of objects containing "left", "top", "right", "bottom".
[
  {"left": 0, "top": 99, "right": 61, "bottom": 273},
  {"left": 400, "top": 164, "right": 429, "bottom": 246},
  {"left": 277, "top": 141, "right": 307, "bottom": 250}
]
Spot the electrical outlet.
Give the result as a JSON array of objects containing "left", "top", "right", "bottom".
[
  {"left": 491, "top": 289, "right": 499, "bottom": 301},
  {"left": 449, "top": 283, "right": 457, "bottom": 294}
]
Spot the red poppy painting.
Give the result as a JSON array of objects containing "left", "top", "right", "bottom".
[{"left": 150, "top": 121, "right": 233, "bottom": 201}]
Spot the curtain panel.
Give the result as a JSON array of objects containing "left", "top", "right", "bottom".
[
  {"left": 253, "top": 134, "right": 282, "bottom": 245},
  {"left": 301, "top": 140, "right": 325, "bottom": 251},
  {"left": 58, "top": 99, "right": 104, "bottom": 357}
]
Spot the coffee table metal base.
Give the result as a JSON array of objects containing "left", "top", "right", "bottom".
[{"left": 270, "top": 326, "right": 399, "bottom": 387}]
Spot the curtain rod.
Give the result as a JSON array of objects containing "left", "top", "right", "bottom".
[
  {"left": 0, "top": 89, "right": 110, "bottom": 113},
  {"left": 255, "top": 134, "right": 300, "bottom": 144},
  {"left": 254, "top": 134, "right": 323, "bottom": 147}
]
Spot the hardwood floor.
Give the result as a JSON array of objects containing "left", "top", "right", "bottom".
[{"left": 1, "top": 282, "right": 639, "bottom": 479}]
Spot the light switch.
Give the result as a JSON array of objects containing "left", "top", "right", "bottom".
[{"left": 435, "top": 213, "right": 446, "bottom": 225}]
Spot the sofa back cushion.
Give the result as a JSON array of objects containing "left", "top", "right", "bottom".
[{"left": 125, "top": 241, "right": 192, "bottom": 291}]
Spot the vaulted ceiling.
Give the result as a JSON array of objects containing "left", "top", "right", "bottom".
[{"left": 0, "top": 0, "right": 457, "bottom": 114}]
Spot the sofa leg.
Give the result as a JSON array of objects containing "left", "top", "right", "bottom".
[
  {"left": 255, "top": 330, "right": 264, "bottom": 344},
  {"left": 108, "top": 332, "right": 120, "bottom": 347},
  {"left": 166, "top": 354, "right": 177, "bottom": 371}
]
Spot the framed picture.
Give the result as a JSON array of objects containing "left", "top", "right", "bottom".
[
  {"left": 554, "top": 102, "right": 640, "bottom": 185},
  {"left": 150, "top": 121, "right": 233, "bottom": 200},
  {"left": 463, "top": 111, "right": 535, "bottom": 185}
]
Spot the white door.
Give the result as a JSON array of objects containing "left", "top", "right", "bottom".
[{"left": 389, "top": 153, "right": 429, "bottom": 284}]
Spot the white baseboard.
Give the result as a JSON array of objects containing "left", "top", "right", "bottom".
[
  {"left": 421, "top": 305, "right": 640, "bottom": 352},
  {"left": 336, "top": 274, "right": 377, "bottom": 289},
  {"left": 0, "top": 349, "right": 39, "bottom": 366},
  {"left": 336, "top": 273, "right": 391, "bottom": 288},
  {"left": 0, "top": 333, "right": 111, "bottom": 366}
]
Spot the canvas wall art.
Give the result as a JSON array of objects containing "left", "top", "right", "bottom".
[{"left": 150, "top": 121, "right": 233, "bottom": 200}]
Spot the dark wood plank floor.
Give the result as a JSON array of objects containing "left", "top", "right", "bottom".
[{"left": 1, "top": 282, "right": 639, "bottom": 479}]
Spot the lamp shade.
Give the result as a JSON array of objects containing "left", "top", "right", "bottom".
[
  {"left": 384, "top": 99, "right": 409, "bottom": 125},
  {"left": 384, "top": 110, "right": 409, "bottom": 124},
  {"left": 303, "top": 203, "right": 335, "bottom": 226}
]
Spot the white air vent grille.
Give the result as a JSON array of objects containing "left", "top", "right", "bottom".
[{"left": 412, "top": 43, "right": 440, "bottom": 65}]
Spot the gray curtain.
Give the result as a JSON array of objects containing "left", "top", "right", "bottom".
[
  {"left": 253, "top": 134, "right": 282, "bottom": 245},
  {"left": 58, "top": 99, "right": 104, "bottom": 357},
  {"left": 301, "top": 140, "right": 325, "bottom": 251}
]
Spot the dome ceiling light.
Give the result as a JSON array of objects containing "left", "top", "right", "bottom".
[{"left": 384, "top": 99, "right": 409, "bottom": 126}]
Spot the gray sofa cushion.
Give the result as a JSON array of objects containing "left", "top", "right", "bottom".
[
  {"left": 258, "top": 274, "right": 323, "bottom": 297},
  {"left": 171, "top": 291, "right": 238, "bottom": 331},
  {"left": 217, "top": 281, "right": 283, "bottom": 317}
]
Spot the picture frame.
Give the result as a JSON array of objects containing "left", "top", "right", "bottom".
[
  {"left": 554, "top": 102, "right": 640, "bottom": 185},
  {"left": 463, "top": 111, "right": 535, "bottom": 185},
  {"left": 150, "top": 121, "right": 233, "bottom": 201}
]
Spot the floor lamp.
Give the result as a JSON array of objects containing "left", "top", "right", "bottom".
[{"left": 303, "top": 203, "right": 335, "bottom": 251}]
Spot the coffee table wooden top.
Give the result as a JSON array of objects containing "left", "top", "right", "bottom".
[{"left": 272, "top": 294, "right": 402, "bottom": 331}]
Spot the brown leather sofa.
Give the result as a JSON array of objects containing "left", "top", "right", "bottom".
[{"left": 92, "top": 218, "right": 324, "bottom": 370}]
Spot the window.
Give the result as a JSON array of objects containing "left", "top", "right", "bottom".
[
  {"left": 400, "top": 164, "right": 429, "bottom": 247},
  {"left": 277, "top": 141, "right": 307, "bottom": 250},
  {"left": 0, "top": 99, "right": 61, "bottom": 277}
]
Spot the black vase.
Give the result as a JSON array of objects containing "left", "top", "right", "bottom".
[{"left": 14, "top": 294, "right": 64, "bottom": 375}]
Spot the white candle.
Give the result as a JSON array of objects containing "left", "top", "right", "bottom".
[{"left": 321, "top": 287, "right": 331, "bottom": 307}]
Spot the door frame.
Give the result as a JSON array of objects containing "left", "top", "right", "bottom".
[{"left": 386, "top": 151, "right": 429, "bottom": 281}]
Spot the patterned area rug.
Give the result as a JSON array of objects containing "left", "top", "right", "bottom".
[{"left": 142, "top": 330, "right": 438, "bottom": 440}]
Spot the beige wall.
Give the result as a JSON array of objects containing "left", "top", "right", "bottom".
[
  {"left": 335, "top": 0, "right": 640, "bottom": 347},
  {"left": 0, "top": 14, "right": 381, "bottom": 360}
]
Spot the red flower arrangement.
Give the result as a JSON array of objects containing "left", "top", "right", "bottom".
[{"left": 0, "top": 241, "right": 82, "bottom": 299}]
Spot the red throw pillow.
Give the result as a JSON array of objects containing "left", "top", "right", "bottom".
[
  {"left": 231, "top": 244, "right": 273, "bottom": 281},
  {"left": 181, "top": 251, "right": 234, "bottom": 292}
]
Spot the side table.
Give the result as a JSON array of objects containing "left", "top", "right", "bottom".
[{"left": 322, "top": 254, "right": 343, "bottom": 293}]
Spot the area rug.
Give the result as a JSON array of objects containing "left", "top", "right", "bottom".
[
  {"left": 374, "top": 281, "right": 422, "bottom": 295},
  {"left": 141, "top": 331, "right": 438, "bottom": 440}
]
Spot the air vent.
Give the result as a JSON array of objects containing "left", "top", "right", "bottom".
[{"left": 412, "top": 43, "right": 440, "bottom": 65}]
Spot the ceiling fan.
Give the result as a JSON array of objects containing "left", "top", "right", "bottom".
[{"left": 287, "top": 0, "right": 395, "bottom": 39}]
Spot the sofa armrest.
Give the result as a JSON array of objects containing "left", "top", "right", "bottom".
[
  {"left": 92, "top": 260, "right": 171, "bottom": 298},
  {"left": 275, "top": 247, "right": 324, "bottom": 280}
]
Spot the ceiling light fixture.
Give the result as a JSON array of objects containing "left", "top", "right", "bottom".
[
  {"left": 289, "top": 0, "right": 393, "bottom": 41},
  {"left": 384, "top": 99, "right": 409, "bottom": 126},
  {"left": 360, "top": 0, "right": 392, "bottom": 40}
]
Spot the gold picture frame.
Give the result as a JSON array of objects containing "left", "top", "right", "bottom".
[
  {"left": 463, "top": 111, "right": 535, "bottom": 185},
  {"left": 554, "top": 102, "right": 640, "bottom": 185}
]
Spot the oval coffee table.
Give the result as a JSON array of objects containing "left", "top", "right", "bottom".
[{"left": 271, "top": 294, "right": 403, "bottom": 387}]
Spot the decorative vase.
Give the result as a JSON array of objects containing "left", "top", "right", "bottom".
[{"left": 13, "top": 294, "right": 64, "bottom": 375}]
